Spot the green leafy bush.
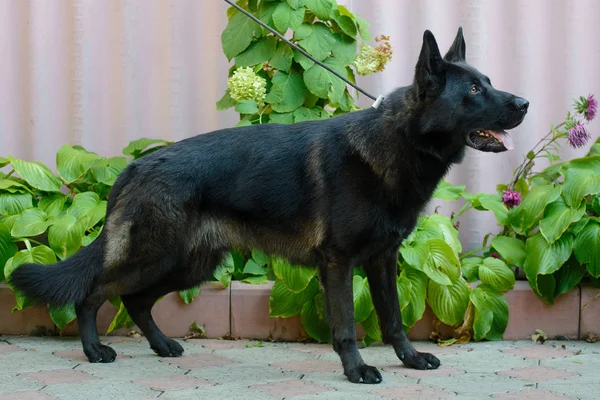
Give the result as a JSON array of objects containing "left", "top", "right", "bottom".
[
  {"left": 458, "top": 94, "right": 598, "bottom": 305},
  {"left": 218, "top": 0, "right": 392, "bottom": 125}
]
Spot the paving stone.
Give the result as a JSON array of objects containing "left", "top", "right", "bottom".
[
  {"left": 18, "top": 370, "right": 100, "bottom": 385},
  {"left": 492, "top": 388, "right": 577, "bottom": 399},
  {"left": 250, "top": 379, "right": 333, "bottom": 397},
  {"left": 272, "top": 358, "right": 342, "bottom": 373},
  {"left": 189, "top": 339, "right": 254, "bottom": 350},
  {"left": 0, "top": 343, "right": 22, "bottom": 354},
  {"left": 373, "top": 384, "right": 456, "bottom": 400},
  {"left": 0, "top": 391, "right": 59, "bottom": 400},
  {"left": 383, "top": 365, "right": 464, "bottom": 378},
  {"left": 160, "top": 353, "right": 235, "bottom": 369},
  {"left": 133, "top": 375, "right": 214, "bottom": 391},
  {"left": 504, "top": 345, "right": 577, "bottom": 360},
  {"left": 537, "top": 383, "right": 600, "bottom": 400},
  {"left": 44, "top": 381, "right": 157, "bottom": 400},
  {"left": 497, "top": 366, "right": 578, "bottom": 383}
]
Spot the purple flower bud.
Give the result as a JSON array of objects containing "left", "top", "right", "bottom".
[
  {"left": 567, "top": 121, "right": 591, "bottom": 148},
  {"left": 490, "top": 252, "right": 500, "bottom": 259},
  {"left": 586, "top": 94, "right": 598, "bottom": 122},
  {"left": 502, "top": 189, "right": 522, "bottom": 207}
]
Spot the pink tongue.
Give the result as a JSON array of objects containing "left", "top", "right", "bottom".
[{"left": 487, "top": 130, "right": 514, "bottom": 151}]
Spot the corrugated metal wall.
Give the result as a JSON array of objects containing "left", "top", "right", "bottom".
[{"left": 1, "top": 0, "right": 599, "bottom": 249}]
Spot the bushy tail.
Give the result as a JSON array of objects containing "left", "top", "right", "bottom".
[{"left": 8, "top": 237, "right": 105, "bottom": 307}]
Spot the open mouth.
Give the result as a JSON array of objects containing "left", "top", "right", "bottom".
[{"left": 466, "top": 130, "right": 515, "bottom": 153}]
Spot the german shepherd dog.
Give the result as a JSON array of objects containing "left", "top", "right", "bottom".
[{"left": 9, "top": 28, "right": 528, "bottom": 383}]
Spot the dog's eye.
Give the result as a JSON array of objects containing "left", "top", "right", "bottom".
[{"left": 469, "top": 85, "right": 480, "bottom": 94}]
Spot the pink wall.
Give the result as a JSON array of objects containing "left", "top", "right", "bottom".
[{"left": 1, "top": 0, "right": 599, "bottom": 249}]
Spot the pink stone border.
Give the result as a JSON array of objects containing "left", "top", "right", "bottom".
[{"left": 0, "top": 281, "right": 596, "bottom": 341}]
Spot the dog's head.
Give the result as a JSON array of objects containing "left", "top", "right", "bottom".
[{"left": 412, "top": 28, "right": 528, "bottom": 153}]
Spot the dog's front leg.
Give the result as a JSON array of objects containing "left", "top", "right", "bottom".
[
  {"left": 318, "top": 259, "right": 382, "bottom": 384},
  {"left": 364, "top": 249, "right": 441, "bottom": 370}
]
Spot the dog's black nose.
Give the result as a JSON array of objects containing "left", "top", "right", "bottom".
[{"left": 513, "top": 97, "right": 529, "bottom": 113}]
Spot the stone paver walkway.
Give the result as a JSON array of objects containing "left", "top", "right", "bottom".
[{"left": 0, "top": 336, "right": 598, "bottom": 399}]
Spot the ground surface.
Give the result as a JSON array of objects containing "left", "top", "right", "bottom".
[{"left": 0, "top": 336, "right": 597, "bottom": 400}]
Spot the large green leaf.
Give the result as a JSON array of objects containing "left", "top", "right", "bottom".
[
  {"left": 266, "top": 70, "right": 307, "bottom": 113},
  {"left": 216, "top": 89, "right": 236, "bottom": 111},
  {"left": 38, "top": 193, "right": 68, "bottom": 217},
  {"left": 401, "top": 267, "right": 427, "bottom": 329},
  {"left": 49, "top": 305, "right": 77, "bottom": 330},
  {"left": 56, "top": 145, "right": 101, "bottom": 184},
  {"left": 293, "top": 107, "right": 327, "bottom": 122},
  {"left": 509, "top": 185, "right": 562, "bottom": 233},
  {"left": 270, "top": 277, "right": 319, "bottom": 317},
  {"left": 423, "top": 214, "right": 462, "bottom": 255},
  {"left": 48, "top": 214, "right": 89, "bottom": 259},
  {"left": 287, "top": 0, "right": 307, "bottom": 9},
  {"left": 333, "top": 13, "right": 357, "bottom": 37},
  {"left": 235, "top": 100, "right": 259, "bottom": 115},
  {"left": 0, "top": 225, "right": 18, "bottom": 281},
  {"left": 7, "top": 157, "right": 62, "bottom": 192},
  {"left": 6, "top": 244, "right": 57, "bottom": 281},
  {"left": 427, "top": 277, "right": 470, "bottom": 326},
  {"left": 0, "top": 193, "right": 33, "bottom": 216},
  {"left": 361, "top": 309, "right": 382, "bottom": 345},
  {"left": 491, "top": 236, "right": 525, "bottom": 268},
  {"left": 235, "top": 37, "right": 278, "bottom": 67},
  {"left": 122, "top": 138, "right": 171, "bottom": 158},
  {"left": 573, "top": 220, "right": 600, "bottom": 277},
  {"left": 272, "top": 257, "right": 317, "bottom": 293},
  {"left": 269, "top": 41, "right": 294, "bottom": 71},
  {"left": 478, "top": 257, "right": 515, "bottom": 292},
  {"left": 305, "top": 0, "right": 333, "bottom": 20},
  {"left": 90, "top": 157, "right": 128, "bottom": 186},
  {"left": 352, "top": 276, "right": 373, "bottom": 323},
  {"left": 432, "top": 179, "right": 466, "bottom": 201},
  {"left": 0, "top": 156, "right": 9, "bottom": 168},
  {"left": 524, "top": 232, "right": 573, "bottom": 304},
  {"left": 303, "top": 57, "right": 347, "bottom": 104},
  {"left": 539, "top": 197, "right": 586, "bottom": 244},
  {"left": 213, "top": 253, "right": 235, "bottom": 288},
  {"left": 106, "top": 300, "right": 134, "bottom": 334},
  {"left": 424, "top": 239, "right": 461, "bottom": 285},
  {"left": 562, "top": 156, "right": 600, "bottom": 207},
  {"left": 11, "top": 209, "right": 50, "bottom": 237},
  {"left": 553, "top": 256, "right": 586, "bottom": 298},
  {"left": 221, "top": 11, "right": 261, "bottom": 60},
  {"left": 67, "top": 192, "right": 107, "bottom": 230},
  {"left": 179, "top": 286, "right": 201, "bottom": 305},
  {"left": 396, "top": 269, "right": 412, "bottom": 311},
  {"left": 297, "top": 22, "right": 336, "bottom": 61},
  {"left": 461, "top": 257, "right": 482, "bottom": 283},
  {"left": 243, "top": 258, "right": 269, "bottom": 276},
  {"left": 300, "top": 292, "right": 331, "bottom": 343},
  {"left": 470, "top": 193, "right": 509, "bottom": 225},
  {"left": 0, "top": 179, "right": 31, "bottom": 193},
  {"left": 470, "top": 284, "right": 508, "bottom": 341},
  {"left": 330, "top": 33, "right": 357, "bottom": 65},
  {"left": 272, "top": 2, "right": 305, "bottom": 33}
]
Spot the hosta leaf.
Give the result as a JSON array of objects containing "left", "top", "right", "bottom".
[
  {"left": 270, "top": 277, "right": 319, "bottom": 317},
  {"left": 48, "top": 214, "right": 89, "bottom": 259},
  {"left": 56, "top": 145, "right": 101, "bottom": 184},
  {"left": 272, "top": 257, "right": 317, "bottom": 293},
  {"left": 7, "top": 156, "right": 62, "bottom": 192},
  {"left": 67, "top": 192, "right": 107, "bottom": 230},
  {"left": 478, "top": 257, "right": 515, "bottom": 292},
  {"left": 11, "top": 209, "right": 50, "bottom": 237},
  {"left": 427, "top": 278, "right": 470, "bottom": 326}
]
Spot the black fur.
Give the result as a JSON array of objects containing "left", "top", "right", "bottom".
[{"left": 8, "top": 28, "right": 528, "bottom": 383}]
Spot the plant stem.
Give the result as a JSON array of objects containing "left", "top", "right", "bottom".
[
  {"left": 509, "top": 121, "right": 566, "bottom": 189},
  {"left": 460, "top": 245, "right": 490, "bottom": 260}
]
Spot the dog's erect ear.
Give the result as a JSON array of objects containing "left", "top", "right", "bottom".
[
  {"left": 415, "top": 30, "right": 445, "bottom": 96},
  {"left": 444, "top": 27, "right": 466, "bottom": 62}
]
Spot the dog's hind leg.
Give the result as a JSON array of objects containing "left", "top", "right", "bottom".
[
  {"left": 364, "top": 248, "right": 440, "bottom": 370},
  {"left": 76, "top": 289, "right": 116, "bottom": 363},
  {"left": 318, "top": 256, "right": 382, "bottom": 384},
  {"left": 121, "top": 285, "right": 184, "bottom": 358}
]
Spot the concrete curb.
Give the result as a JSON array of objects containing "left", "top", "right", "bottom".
[{"left": 0, "top": 282, "right": 598, "bottom": 341}]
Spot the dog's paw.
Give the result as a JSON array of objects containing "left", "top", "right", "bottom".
[
  {"left": 151, "top": 338, "right": 184, "bottom": 357},
  {"left": 345, "top": 364, "right": 383, "bottom": 384},
  {"left": 399, "top": 350, "right": 440, "bottom": 370},
  {"left": 84, "top": 344, "right": 117, "bottom": 363}
]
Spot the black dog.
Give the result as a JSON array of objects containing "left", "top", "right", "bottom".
[{"left": 9, "top": 28, "right": 528, "bottom": 384}]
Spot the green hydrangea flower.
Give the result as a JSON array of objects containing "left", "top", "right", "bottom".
[
  {"left": 228, "top": 67, "right": 267, "bottom": 106},
  {"left": 353, "top": 35, "right": 393, "bottom": 76}
]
